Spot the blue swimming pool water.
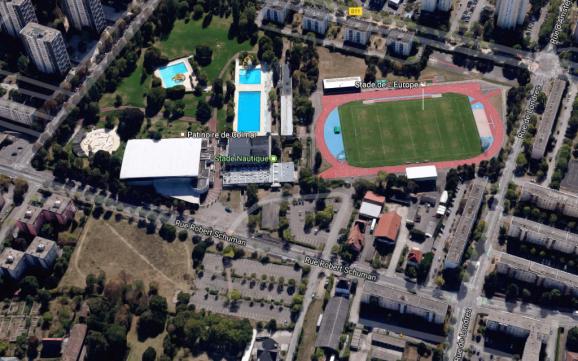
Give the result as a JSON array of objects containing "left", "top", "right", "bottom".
[
  {"left": 158, "top": 62, "right": 188, "bottom": 88},
  {"left": 239, "top": 68, "right": 262, "bottom": 85},
  {"left": 238, "top": 92, "right": 261, "bottom": 132}
]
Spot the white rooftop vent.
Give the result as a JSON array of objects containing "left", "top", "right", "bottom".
[
  {"left": 6, "top": 255, "right": 14, "bottom": 264},
  {"left": 24, "top": 210, "right": 32, "bottom": 218},
  {"left": 37, "top": 243, "right": 45, "bottom": 253},
  {"left": 53, "top": 200, "right": 62, "bottom": 208}
]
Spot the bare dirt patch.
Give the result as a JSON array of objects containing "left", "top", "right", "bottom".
[
  {"left": 60, "top": 218, "right": 192, "bottom": 299},
  {"left": 318, "top": 47, "right": 367, "bottom": 79}
]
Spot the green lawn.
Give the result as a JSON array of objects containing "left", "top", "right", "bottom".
[
  {"left": 338, "top": 93, "right": 482, "bottom": 167},
  {"left": 157, "top": 17, "right": 253, "bottom": 80},
  {"left": 101, "top": 16, "right": 253, "bottom": 109}
]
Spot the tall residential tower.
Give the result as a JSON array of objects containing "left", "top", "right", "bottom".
[
  {"left": 496, "top": 0, "right": 528, "bottom": 29},
  {"left": 20, "top": 22, "right": 71, "bottom": 74},
  {"left": 0, "top": 0, "right": 37, "bottom": 37},
  {"left": 60, "top": 0, "right": 106, "bottom": 33},
  {"left": 420, "top": 0, "right": 452, "bottom": 12}
]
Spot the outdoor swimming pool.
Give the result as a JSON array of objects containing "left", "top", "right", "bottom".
[
  {"left": 239, "top": 68, "right": 262, "bottom": 85},
  {"left": 237, "top": 91, "right": 261, "bottom": 132},
  {"left": 158, "top": 62, "right": 189, "bottom": 88}
]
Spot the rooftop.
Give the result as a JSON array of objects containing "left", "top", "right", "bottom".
[
  {"left": 62, "top": 324, "right": 87, "bottom": 361},
  {"left": 323, "top": 76, "right": 361, "bottom": 90},
  {"left": 345, "top": 18, "right": 371, "bottom": 32},
  {"left": 364, "top": 282, "right": 449, "bottom": 316},
  {"left": 506, "top": 216, "right": 578, "bottom": 250},
  {"left": 406, "top": 165, "right": 437, "bottom": 180},
  {"left": 374, "top": 211, "right": 401, "bottom": 240},
  {"left": 494, "top": 251, "right": 578, "bottom": 291},
  {"left": 227, "top": 136, "right": 270, "bottom": 158},
  {"left": 347, "top": 222, "right": 365, "bottom": 252},
  {"left": 303, "top": 7, "right": 329, "bottom": 21},
  {"left": 364, "top": 191, "right": 386, "bottom": 205},
  {"left": 25, "top": 236, "right": 57, "bottom": 259},
  {"left": 520, "top": 181, "right": 578, "bottom": 211},
  {"left": 445, "top": 179, "right": 486, "bottom": 265},
  {"left": 0, "top": 248, "right": 25, "bottom": 272},
  {"left": 120, "top": 138, "right": 204, "bottom": 180},
  {"left": 531, "top": 79, "right": 566, "bottom": 159},
  {"left": 42, "top": 194, "right": 72, "bottom": 214},
  {"left": 315, "top": 296, "right": 350, "bottom": 351},
  {"left": 17, "top": 205, "right": 43, "bottom": 225},
  {"left": 20, "top": 22, "right": 62, "bottom": 41}
]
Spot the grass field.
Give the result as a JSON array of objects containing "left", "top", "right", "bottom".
[
  {"left": 338, "top": 93, "right": 482, "bottom": 167},
  {"left": 100, "top": 16, "right": 253, "bottom": 109}
]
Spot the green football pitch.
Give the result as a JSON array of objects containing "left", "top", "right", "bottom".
[{"left": 338, "top": 93, "right": 482, "bottom": 168}]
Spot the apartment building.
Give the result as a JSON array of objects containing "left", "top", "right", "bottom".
[
  {"left": 24, "top": 237, "right": 58, "bottom": 270},
  {"left": 387, "top": 31, "right": 414, "bottom": 57},
  {"left": 20, "top": 22, "right": 71, "bottom": 75},
  {"left": 421, "top": 0, "right": 452, "bottom": 12},
  {"left": 16, "top": 195, "right": 77, "bottom": 236},
  {"left": 362, "top": 282, "right": 449, "bottom": 324},
  {"left": 531, "top": 79, "right": 566, "bottom": 160},
  {"left": 344, "top": 19, "right": 370, "bottom": 46},
  {"left": 519, "top": 182, "right": 578, "bottom": 219},
  {"left": 263, "top": 1, "right": 289, "bottom": 24},
  {"left": 493, "top": 251, "right": 578, "bottom": 295},
  {"left": 495, "top": 0, "right": 529, "bottom": 29},
  {"left": 302, "top": 8, "right": 328, "bottom": 35},
  {"left": 444, "top": 179, "right": 486, "bottom": 269},
  {"left": 506, "top": 216, "right": 578, "bottom": 255},
  {"left": 0, "top": 0, "right": 37, "bottom": 37},
  {"left": 60, "top": 0, "right": 106, "bottom": 33},
  {"left": 0, "top": 98, "right": 36, "bottom": 126}
]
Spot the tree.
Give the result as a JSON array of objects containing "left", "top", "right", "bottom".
[
  {"left": 245, "top": 184, "right": 258, "bottom": 208},
  {"left": 159, "top": 224, "right": 177, "bottom": 241},
  {"left": 117, "top": 108, "right": 145, "bottom": 141},
  {"left": 143, "top": 47, "right": 168, "bottom": 73},
  {"left": 178, "top": 230, "right": 188, "bottom": 241},
  {"left": 166, "top": 85, "right": 186, "bottom": 100},
  {"left": 104, "top": 324, "right": 127, "bottom": 360},
  {"left": 86, "top": 331, "right": 109, "bottom": 361},
  {"left": 146, "top": 87, "right": 166, "bottom": 116},
  {"left": 142, "top": 347, "right": 157, "bottom": 361},
  {"left": 195, "top": 45, "right": 213, "bottom": 66},
  {"left": 17, "top": 55, "right": 30, "bottom": 74},
  {"left": 568, "top": 327, "right": 578, "bottom": 352},
  {"left": 505, "top": 283, "right": 519, "bottom": 301},
  {"left": 196, "top": 100, "right": 211, "bottom": 122},
  {"left": 13, "top": 178, "right": 29, "bottom": 205},
  {"left": 19, "top": 276, "right": 39, "bottom": 297}
]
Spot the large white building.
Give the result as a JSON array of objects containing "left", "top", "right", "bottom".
[
  {"left": 0, "top": 0, "right": 37, "bottom": 37},
  {"left": 421, "top": 0, "right": 452, "bottom": 12},
  {"left": 60, "top": 0, "right": 106, "bottom": 33},
  {"left": 495, "top": 0, "right": 528, "bottom": 29},
  {"left": 20, "top": 22, "right": 71, "bottom": 75},
  {"left": 120, "top": 138, "right": 213, "bottom": 204}
]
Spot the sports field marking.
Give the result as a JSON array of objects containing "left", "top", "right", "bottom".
[{"left": 337, "top": 93, "right": 482, "bottom": 168}]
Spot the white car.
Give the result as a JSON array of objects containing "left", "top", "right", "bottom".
[{"left": 573, "top": 311, "right": 578, "bottom": 319}]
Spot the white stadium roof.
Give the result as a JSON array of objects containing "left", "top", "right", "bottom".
[
  {"left": 120, "top": 138, "right": 202, "bottom": 179},
  {"left": 406, "top": 165, "right": 437, "bottom": 180},
  {"left": 323, "top": 76, "right": 361, "bottom": 90}
]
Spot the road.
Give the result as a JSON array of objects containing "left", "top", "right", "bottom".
[{"left": 285, "top": 191, "right": 353, "bottom": 361}]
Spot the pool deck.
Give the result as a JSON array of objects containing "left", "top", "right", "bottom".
[
  {"left": 154, "top": 57, "right": 195, "bottom": 91},
  {"left": 233, "top": 59, "right": 272, "bottom": 136}
]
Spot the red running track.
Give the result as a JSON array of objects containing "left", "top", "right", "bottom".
[{"left": 315, "top": 81, "right": 505, "bottom": 179}]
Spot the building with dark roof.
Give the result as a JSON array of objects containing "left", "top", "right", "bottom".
[
  {"left": 0, "top": 248, "right": 27, "bottom": 280},
  {"left": 314, "top": 296, "right": 351, "bottom": 352},
  {"left": 25, "top": 236, "right": 58, "bottom": 269},
  {"left": 225, "top": 136, "right": 271, "bottom": 167},
  {"left": 255, "top": 337, "right": 279, "bottom": 361},
  {"left": 262, "top": 1, "right": 289, "bottom": 24},
  {"left": 374, "top": 211, "right": 401, "bottom": 246}
]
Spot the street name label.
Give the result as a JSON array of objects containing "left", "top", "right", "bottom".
[
  {"left": 175, "top": 220, "right": 247, "bottom": 246},
  {"left": 348, "top": 7, "right": 363, "bottom": 16},
  {"left": 304, "top": 256, "right": 377, "bottom": 281}
]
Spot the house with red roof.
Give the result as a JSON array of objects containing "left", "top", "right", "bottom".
[{"left": 374, "top": 211, "right": 402, "bottom": 246}]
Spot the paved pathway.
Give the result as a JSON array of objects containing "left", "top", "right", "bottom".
[{"left": 315, "top": 81, "right": 506, "bottom": 179}]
